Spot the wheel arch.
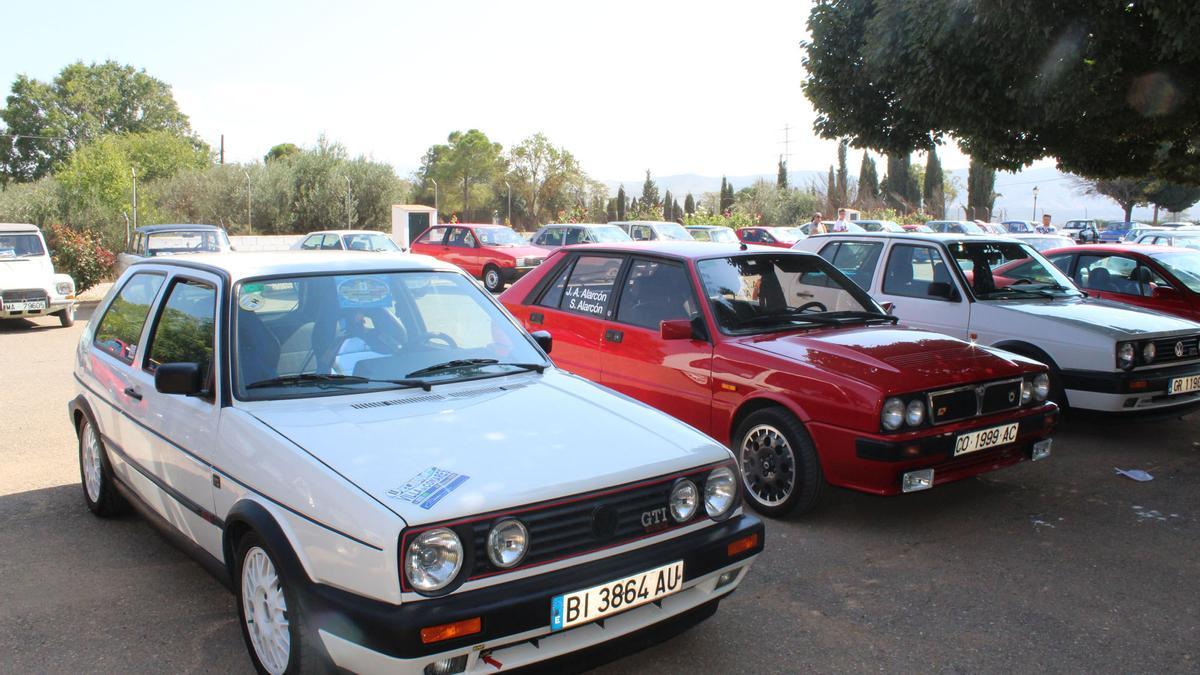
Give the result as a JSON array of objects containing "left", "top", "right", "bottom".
[
  {"left": 990, "top": 340, "right": 1060, "bottom": 370},
  {"left": 69, "top": 394, "right": 96, "bottom": 434},
  {"left": 728, "top": 394, "right": 809, "bottom": 447},
  {"left": 223, "top": 498, "right": 310, "bottom": 590}
]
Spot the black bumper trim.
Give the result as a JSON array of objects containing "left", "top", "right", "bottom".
[
  {"left": 856, "top": 407, "right": 1057, "bottom": 462},
  {"left": 300, "top": 514, "right": 763, "bottom": 660},
  {"left": 1060, "top": 362, "right": 1200, "bottom": 395}
]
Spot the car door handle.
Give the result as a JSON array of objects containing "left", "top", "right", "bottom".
[
  {"left": 123, "top": 387, "right": 143, "bottom": 401},
  {"left": 529, "top": 312, "right": 544, "bottom": 325},
  {"left": 604, "top": 329, "right": 623, "bottom": 343}
]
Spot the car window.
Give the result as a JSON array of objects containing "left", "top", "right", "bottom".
[
  {"left": 0, "top": 232, "right": 46, "bottom": 258},
  {"left": 319, "top": 234, "right": 342, "bottom": 250},
  {"left": 946, "top": 241, "right": 1079, "bottom": 299},
  {"left": 144, "top": 279, "right": 217, "bottom": 383},
  {"left": 824, "top": 241, "right": 883, "bottom": 290},
  {"left": 547, "top": 255, "right": 623, "bottom": 317},
  {"left": 447, "top": 228, "right": 475, "bottom": 248},
  {"left": 301, "top": 235, "right": 322, "bottom": 250},
  {"left": 564, "top": 228, "right": 585, "bottom": 246},
  {"left": 616, "top": 259, "right": 697, "bottom": 330},
  {"left": 1047, "top": 253, "right": 1074, "bottom": 274},
  {"left": 882, "top": 245, "right": 956, "bottom": 300},
  {"left": 536, "top": 229, "right": 562, "bottom": 246},
  {"left": 689, "top": 229, "right": 711, "bottom": 242},
  {"left": 630, "top": 225, "right": 655, "bottom": 241},
  {"left": 93, "top": 273, "right": 167, "bottom": 365},
  {"left": 739, "top": 229, "right": 760, "bottom": 242},
  {"left": 414, "top": 227, "right": 446, "bottom": 245},
  {"left": 1076, "top": 254, "right": 1166, "bottom": 297}
]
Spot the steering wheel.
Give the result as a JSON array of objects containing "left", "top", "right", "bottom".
[
  {"left": 1010, "top": 278, "right": 1033, "bottom": 285},
  {"left": 423, "top": 331, "right": 459, "bottom": 349},
  {"left": 795, "top": 301, "right": 827, "bottom": 313}
]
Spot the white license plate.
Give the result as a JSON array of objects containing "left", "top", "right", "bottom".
[
  {"left": 954, "top": 422, "right": 1019, "bottom": 456},
  {"left": 1169, "top": 375, "right": 1200, "bottom": 395},
  {"left": 550, "top": 560, "right": 683, "bottom": 631},
  {"left": 5, "top": 301, "right": 45, "bottom": 311}
]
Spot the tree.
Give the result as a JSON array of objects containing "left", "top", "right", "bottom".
[
  {"left": 777, "top": 157, "right": 788, "bottom": 189},
  {"left": 835, "top": 140, "right": 849, "bottom": 207},
  {"left": 419, "top": 129, "right": 504, "bottom": 221},
  {"left": 684, "top": 192, "right": 696, "bottom": 215},
  {"left": 506, "top": 133, "right": 583, "bottom": 227},
  {"left": 1144, "top": 181, "right": 1200, "bottom": 219},
  {"left": 1075, "top": 177, "right": 1153, "bottom": 222},
  {"left": 881, "top": 154, "right": 920, "bottom": 212},
  {"left": 856, "top": 151, "right": 880, "bottom": 208},
  {"left": 264, "top": 143, "right": 301, "bottom": 163},
  {"left": 641, "top": 169, "right": 660, "bottom": 209},
  {"left": 803, "top": 1, "right": 1200, "bottom": 184},
  {"left": 662, "top": 189, "right": 674, "bottom": 221},
  {"left": 616, "top": 184, "right": 627, "bottom": 220},
  {"left": 606, "top": 198, "right": 617, "bottom": 222},
  {"left": 923, "top": 147, "right": 945, "bottom": 218},
  {"left": 719, "top": 177, "right": 733, "bottom": 214},
  {"left": 1, "top": 60, "right": 194, "bottom": 183},
  {"left": 673, "top": 199, "right": 683, "bottom": 223},
  {"left": 826, "top": 166, "right": 836, "bottom": 213},
  {"left": 967, "top": 160, "right": 998, "bottom": 220}
]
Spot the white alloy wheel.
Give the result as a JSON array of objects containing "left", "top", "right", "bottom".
[
  {"left": 80, "top": 420, "right": 103, "bottom": 503},
  {"left": 484, "top": 267, "right": 502, "bottom": 292},
  {"left": 241, "top": 546, "right": 291, "bottom": 675}
]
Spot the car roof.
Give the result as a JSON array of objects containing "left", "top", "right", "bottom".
[
  {"left": 129, "top": 250, "right": 458, "bottom": 282},
  {"left": 557, "top": 241, "right": 814, "bottom": 260},
  {"left": 305, "top": 229, "right": 389, "bottom": 236},
  {"left": 539, "top": 223, "right": 613, "bottom": 229},
  {"left": 135, "top": 224, "right": 224, "bottom": 233},
  {"left": 1042, "top": 243, "right": 1182, "bottom": 256},
  {"left": 806, "top": 231, "right": 1008, "bottom": 245},
  {"left": 0, "top": 222, "right": 40, "bottom": 233}
]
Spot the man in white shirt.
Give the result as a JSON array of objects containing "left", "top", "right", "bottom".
[{"left": 831, "top": 208, "right": 852, "bottom": 232}]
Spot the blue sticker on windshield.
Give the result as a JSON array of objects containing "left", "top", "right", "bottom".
[
  {"left": 336, "top": 275, "right": 392, "bottom": 308},
  {"left": 387, "top": 467, "right": 470, "bottom": 510}
]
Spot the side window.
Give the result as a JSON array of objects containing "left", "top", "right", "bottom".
[
  {"left": 828, "top": 241, "right": 884, "bottom": 290},
  {"left": 446, "top": 227, "right": 473, "bottom": 248},
  {"left": 630, "top": 225, "right": 654, "bottom": 241},
  {"left": 760, "top": 231, "right": 777, "bottom": 244},
  {"left": 414, "top": 228, "right": 445, "bottom": 245},
  {"left": 740, "top": 229, "right": 761, "bottom": 243},
  {"left": 301, "top": 235, "right": 322, "bottom": 250},
  {"left": 144, "top": 279, "right": 217, "bottom": 383},
  {"left": 690, "top": 230, "right": 710, "bottom": 242},
  {"left": 564, "top": 228, "right": 585, "bottom": 245},
  {"left": 553, "top": 255, "right": 623, "bottom": 317},
  {"left": 1047, "top": 253, "right": 1074, "bottom": 274},
  {"left": 536, "top": 259, "right": 575, "bottom": 308},
  {"left": 1078, "top": 255, "right": 1139, "bottom": 294},
  {"left": 882, "top": 245, "right": 955, "bottom": 300},
  {"left": 616, "top": 259, "right": 697, "bottom": 330},
  {"left": 93, "top": 273, "right": 166, "bottom": 365},
  {"left": 321, "top": 234, "right": 343, "bottom": 250}
]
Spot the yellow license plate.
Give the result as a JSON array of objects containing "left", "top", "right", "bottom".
[
  {"left": 954, "top": 422, "right": 1019, "bottom": 456},
  {"left": 550, "top": 561, "right": 683, "bottom": 631}
]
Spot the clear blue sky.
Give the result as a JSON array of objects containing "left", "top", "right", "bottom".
[{"left": 3, "top": 0, "right": 989, "bottom": 180}]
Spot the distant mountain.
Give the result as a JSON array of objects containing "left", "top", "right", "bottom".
[{"left": 602, "top": 167, "right": 1188, "bottom": 222}]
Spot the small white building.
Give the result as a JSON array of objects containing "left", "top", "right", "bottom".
[{"left": 390, "top": 205, "right": 438, "bottom": 249}]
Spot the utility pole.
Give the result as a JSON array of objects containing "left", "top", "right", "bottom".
[
  {"left": 779, "top": 124, "right": 793, "bottom": 165},
  {"left": 243, "top": 170, "right": 252, "bottom": 234},
  {"left": 505, "top": 181, "right": 511, "bottom": 226},
  {"left": 131, "top": 167, "right": 138, "bottom": 231},
  {"left": 219, "top": 134, "right": 224, "bottom": 165},
  {"left": 345, "top": 176, "right": 352, "bottom": 228},
  {"left": 431, "top": 178, "right": 439, "bottom": 223}
]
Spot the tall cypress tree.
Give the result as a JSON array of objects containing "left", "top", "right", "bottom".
[
  {"left": 777, "top": 157, "right": 788, "bottom": 189},
  {"left": 616, "top": 185, "right": 627, "bottom": 220},
  {"left": 673, "top": 199, "right": 682, "bottom": 223},
  {"left": 663, "top": 189, "right": 674, "bottom": 220},
  {"left": 606, "top": 198, "right": 617, "bottom": 222},
  {"left": 684, "top": 192, "right": 696, "bottom": 215},
  {"left": 967, "top": 159, "right": 997, "bottom": 220},
  {"left": 883, "top": 153, "right": 917, "bottom": 212},
  {"left": 641, "top": 170, "right": 660, "bottom": 209},
  {"left": 856, "top": 151, "right": 879, "bottom": 207},
  {"left": 826, "top": 166, "right": 836, "bottom": 213},
  {"left": 720, "top": 177, "right": 734, "bottom": 214},
  {"left": 923, "top": 147, "right": 945, "bottom": 218},
  {"left": 835, "top": 140, "right": 849, "bottom": 207}
]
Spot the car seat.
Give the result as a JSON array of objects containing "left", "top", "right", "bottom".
[{"left": 1087, "top": 267, "right": 1117, "bottom": 292}]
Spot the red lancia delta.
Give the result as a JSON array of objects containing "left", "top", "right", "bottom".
[
  {"left": 500, "top": 242, "right": 1058, "bottom": 516},
  {"left": 410, "top": 223, "right": 549, "bottom": 292}
]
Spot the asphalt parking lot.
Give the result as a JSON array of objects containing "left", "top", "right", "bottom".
[{"left": 2, "top": 298, "right": 1198, "bottom": 673}]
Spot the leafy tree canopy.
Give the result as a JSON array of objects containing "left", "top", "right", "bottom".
[{"left": 265, "top": 143, "right": 301, "bottom": 163}]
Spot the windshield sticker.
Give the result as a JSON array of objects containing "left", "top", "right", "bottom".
[
  {"left": 238, "top": 293, "right": 264, "bottom": 311},
  {"left": 336, "top": 275, "right": 392, "bottom": 308},
  {"left": 387, "top": 467, "right": 470, "bottom": 510}
]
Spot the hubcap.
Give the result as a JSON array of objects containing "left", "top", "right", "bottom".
[
  {"left": 241, "top": 547, "right": 290, "bottom": 675},
  {"left": 739, "top": 424, "right": 797, "bottom": 507},
  {"left": 81, "top": 422, "right": 102, "bottom": 503},
  {"left": 486, "top": 270, "right": 500, "bottom": 289}
]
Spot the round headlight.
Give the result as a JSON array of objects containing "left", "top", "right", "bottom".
[
  {"left": 1021, "top": 379, "right": 1033, "bottom": 404},
  {"left": 905, "top": 399, "right": 925, "bottom": 427},
  {"left": 1117, "top": 342, "right": 1136, "bottom": 369},
  {"left": 1033, "top": 373, "right": 1050, "bottom": 401},
  {"left": 1142, "top": 342, "right": 1156, "bottom": 364},
  {"left": 704, "top": 466, "right": 737, "bottom": 518},
  {"left": 669, "top": 479, "right": 699, "bottom": 522},
  {"left": 404, "top": 528, "right": 463, "bottom": 592},
  {"left": 487, "top": 519, "right": 528, "bottom": 569},
  {"left": 881, "top": 397, "right": 905, "bottom": 430},
  {"left": 55, "top": 281, "right": 73, "bottom": 295}
]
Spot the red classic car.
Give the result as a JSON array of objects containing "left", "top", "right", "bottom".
[
  {"left": 409, "top": 223, "right": 549, "bottom": 292},
  {"left": 1038, "top": 244, "right": 1200, "bottom": 322},
  {"left": 499, "top": 242, "right": 1057, "bottom": 516},
  {"left": 735, "top": 226, "right": 803, "bottom": 248}
]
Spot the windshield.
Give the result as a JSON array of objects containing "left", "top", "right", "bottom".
[
  {"left": 0, "top": 233, "right": 46, "bottom": 258},
  {"left": 147, "top": 230, "right": 229, "bottom": 255},
  {"left": 591, "top": 226, "right": 632, "bottom": 243},
  {"left": 946, "top": 241, "right": 1081, "bottom": 300},
  {"left": 1153, "top": 251, "right": 1200, "bottom": 293},
  {"left": 696, "top": 253, "right": 886, "bottom": 334},
  {"left": 234, "top": 271, "right": 546, "bottom": 400},
  {"left": 654, "top": 222, "right": 694, "bottom": 241},
  {"left": 1021, "top": 236, "right": 1073, "bottom": 252},
  {"left": 931, "top": 221, "right": 984, "bottom": 234},
  {"left": 476, "top": 227, "right": 527, "bottom": 246},
  {"left": 766, "top": 227, "right": 804, "bottom": 243},
  {"left": 706, "top": 228, "right": 738, "bottom": 242},
  {"left": 344, "top": 233, "right": 400, "bottom": 251}
]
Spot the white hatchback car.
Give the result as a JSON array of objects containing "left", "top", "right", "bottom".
[
  {"left": 0, "top": 222, "right": 77, "bottom": 326},
  {"left": 70, "top": 251, "right": 762, "bottom": 674},
  {"left": 795, "top": 233, "right": 1200, "bottom": 416}
]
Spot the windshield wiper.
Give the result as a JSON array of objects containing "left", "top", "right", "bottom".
[
  {"left": 405, "top": 359, "right": 546, "bottom": 378},
  {"left": 734, "top": 309, "right": 894, "bottom": 329},
  {"left": 246, "top": 373, "right": 432, "bottom": 391}
]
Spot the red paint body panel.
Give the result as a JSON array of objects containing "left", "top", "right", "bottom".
[
  {"left": 1041, "top": 245, "right": 1200, "bottom": 322},
  {"left": 409, "top": 224, "right": 548, "bottom": 280}
]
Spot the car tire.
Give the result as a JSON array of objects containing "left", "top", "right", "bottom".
[
  {"left": 77, "top": 414, "right": 128, "bottom": 517},
  {"left": 235, "top": 532, "right": 329, "bottom": 675},
  {"left": 734, "top": 408, "right": 823, "bottom": 517},
  {"left": 483, "top": 265, "right": 503, "bottom": 293},
  {"left": 58, "top": 305, "right": 76, "bottom": 327}
]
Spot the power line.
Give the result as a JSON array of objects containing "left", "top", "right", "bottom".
[{"left": 994, "top": 175, "right": 1073, "bottom": 189}]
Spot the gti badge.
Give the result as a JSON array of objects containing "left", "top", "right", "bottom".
[{"left": 641, "top": 506, "right": 670, "bottom": 533}]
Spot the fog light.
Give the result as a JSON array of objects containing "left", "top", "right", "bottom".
[
  {"left": 715, "top": 569, "right": 740, "bottom": 590},
  {"left": 423, "top": 655, "right": 468, "bottom": 675},
  {"left": 902, "top": 469, "right": 934, "bottom": 493},
  {"left": 1032, "top": 439, "right": 1052, "bottom": 461}
]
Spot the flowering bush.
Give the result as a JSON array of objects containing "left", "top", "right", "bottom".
[
  {"left": 46, "top": 224, "right": 115, "bottom": 293},
  {"left": 682, "top": 211, "right": 758, "bottom": 229}
]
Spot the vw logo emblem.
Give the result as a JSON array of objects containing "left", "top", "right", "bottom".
[
  {"left": 591, "top": 505, "right": 618, "bottom": 540},
  {"left": 1176, "top": 342, "right": 1186, "bottom": 358}
]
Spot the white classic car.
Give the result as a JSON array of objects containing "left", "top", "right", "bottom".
[
  {"left": 795, "top": 233, "right": 1200, "bottom": 416},
  {"left": 0, "top": 222, "right": 77, "bottom": 326},
  {"left": 70, "top": 251, "right": 762, "bottom": 674}
]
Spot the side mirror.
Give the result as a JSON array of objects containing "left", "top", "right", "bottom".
[
  {"left": 155, "top": 362, "right": 204, "bottom": 396},
  {"left": 530, "top": 330, "right": 553, "bottom": 354},
  {"left": 1152, "top": 284, "right": 1179, "bottom": 300},
  {"left": 660, "top": 319, "right": 694, "bottom": 340},
  {"left": 881, "top": 301, "right": 895, "bottom": 315},
  {"left": 927, "top": 282, "right": 957, "bottom": 300}
]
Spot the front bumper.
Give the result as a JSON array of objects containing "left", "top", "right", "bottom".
[
  {"left": 809, "top": 405, "right": 1058, "bottom": 496},
  {"left": 1061, "top": 362, "right": 1200, "bottom": 415},
  {"left": 303, "top": 514, "right": 764, "bottom": 673},
  {"left": 500, "top": 265, "right": 539, "bottom": 283},
  {"left": 0, "top": 293, "right": 75, "bottom": 319}
]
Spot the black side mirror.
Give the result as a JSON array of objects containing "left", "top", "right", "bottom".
[
  {"left": 530, "top": 330, "right": 553, "bottom": 355},
  {"left": 927, "top": 282, "right": 957, "bottom": 300},
  {"left": 155, "top": 362, "right": 204, "bottom": 396}
]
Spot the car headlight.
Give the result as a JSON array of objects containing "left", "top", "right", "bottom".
[
  {"left": 55, "top": 281, "right": 74, "bottom": 296},
  {"left": 1033, "top": 373, "right": 1050, "bottom": 401},
  {"left": 881, "top": 397, "right": 905, "bottom": 430},
  {"left": 1021, "top": 379, "right": 1033, "bottom": 404},
  {"left": 486, "top": 519, "right": 528, "bottom": 569},
  {"left": 905, "top": 399, "right": 925, "bottom": 427},
  {"left": 1142, "top": 342, "right": 1156, "bottom": 364},
  {"left": 404, "top": 528, "right": 463, "bottom": 592},
  {"left": 1117, "top": 342, "right": 1136, "bottom": 370},
  {"left": 669, "top": 479, "right": 699, "bottom": 522},
  {"left": 704, "top": 466, "right": 737, "bottom": 519}
]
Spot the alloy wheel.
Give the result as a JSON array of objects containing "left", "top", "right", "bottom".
[
  {"left": 81, "top": 421, "right": 103, "bottom": 503},
  {"left": 241, "top": 547, "right": 291, "bottom": 675},
  {"left": 739, "top": 424, "right": 797, "bottom": 507}
]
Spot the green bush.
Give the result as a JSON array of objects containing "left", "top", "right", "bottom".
[{"left": 46, "top": 224, "right": 115, "bottom": 293}]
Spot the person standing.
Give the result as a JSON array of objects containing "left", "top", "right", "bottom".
[
  {"left": 1041, "top": 214, "right": 1055, "bottom": 233},
  {"left": 809, "top": 212, "right": 827, "bottom": 235},
  {"left": 831, "top": 208, "right": 853, "bottom": 232}
]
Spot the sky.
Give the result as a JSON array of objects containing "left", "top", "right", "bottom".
[{"left": 0, "top": 0, "right": 994, "bottom": 182}]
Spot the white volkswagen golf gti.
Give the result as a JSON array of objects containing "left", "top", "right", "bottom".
[{"left": 70, "top": 251, "right": 763, "bottom": 674}]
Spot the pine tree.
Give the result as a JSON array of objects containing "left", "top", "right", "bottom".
[
  {"left": 673, "top": 199, "right": 683, "bottom": 223},
  {"left": 641, "top": 170, "right": 660, "bottom": 209},
  {"left": 684, "top": 192, "right": 696, "bottom": 215},
  {"left": 826, "top": 166, "right": 836, "bottom": 213},
  {"left": 856, "top": 151, "right": 879, "bottom": 207},
  {"left": 720, "top": 177, "right": 734, "bottom": 214},
  {"left": 835, "top": 141, "right": 849, "bottom": 208},
  {"left": 967, "top": 159, "right": 997, "bottom": 220},
  {"left": 606, "top": 198, "right": 617, "bottom": 222},
  {"left": 923, "top": 147, "right": 945, "bottom": 218},
  {"left": 616, "top": 185, "right": 627, "bottom": 220},
  {"left": 882, "top": 153, "right": 918, "bottom": 213},
  {"left": 663, "top": 189, "right": 674, "bottom": 220},
  {"left": 777, "top": 157, "right": 788, "bottom": 189}
]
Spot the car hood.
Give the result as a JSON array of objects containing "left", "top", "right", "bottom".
[
  {"left": 241, "top": 370, "right": 731, "bottom": 526},
  {"left": 981, "top": 296, "right": 1200, "bottom": 338},
  {"left": 738, "top": 324, "right": 1037, "bottom": 392},
  {"left": 0, "top": 258, "right": 53, "bottom": 288},
  {"left": 493, "top": 244, "right": 550, "bottom": 258}
]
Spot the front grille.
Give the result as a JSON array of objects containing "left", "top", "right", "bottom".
[
  {"left": 1, "top": 288, "right": 47, "bottom": 304},
  {"left": 927, "top": 378, "right": 1023, "bottom": 424},
  {"left": 400, "top": 463, "right": 728, "bottom": 591},
  {"left": 981, "top": 380, "right": 1023, "bottom": 415},
  {"left": 1152, "top": 336, "right": 1200, "bottom": 365}
]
